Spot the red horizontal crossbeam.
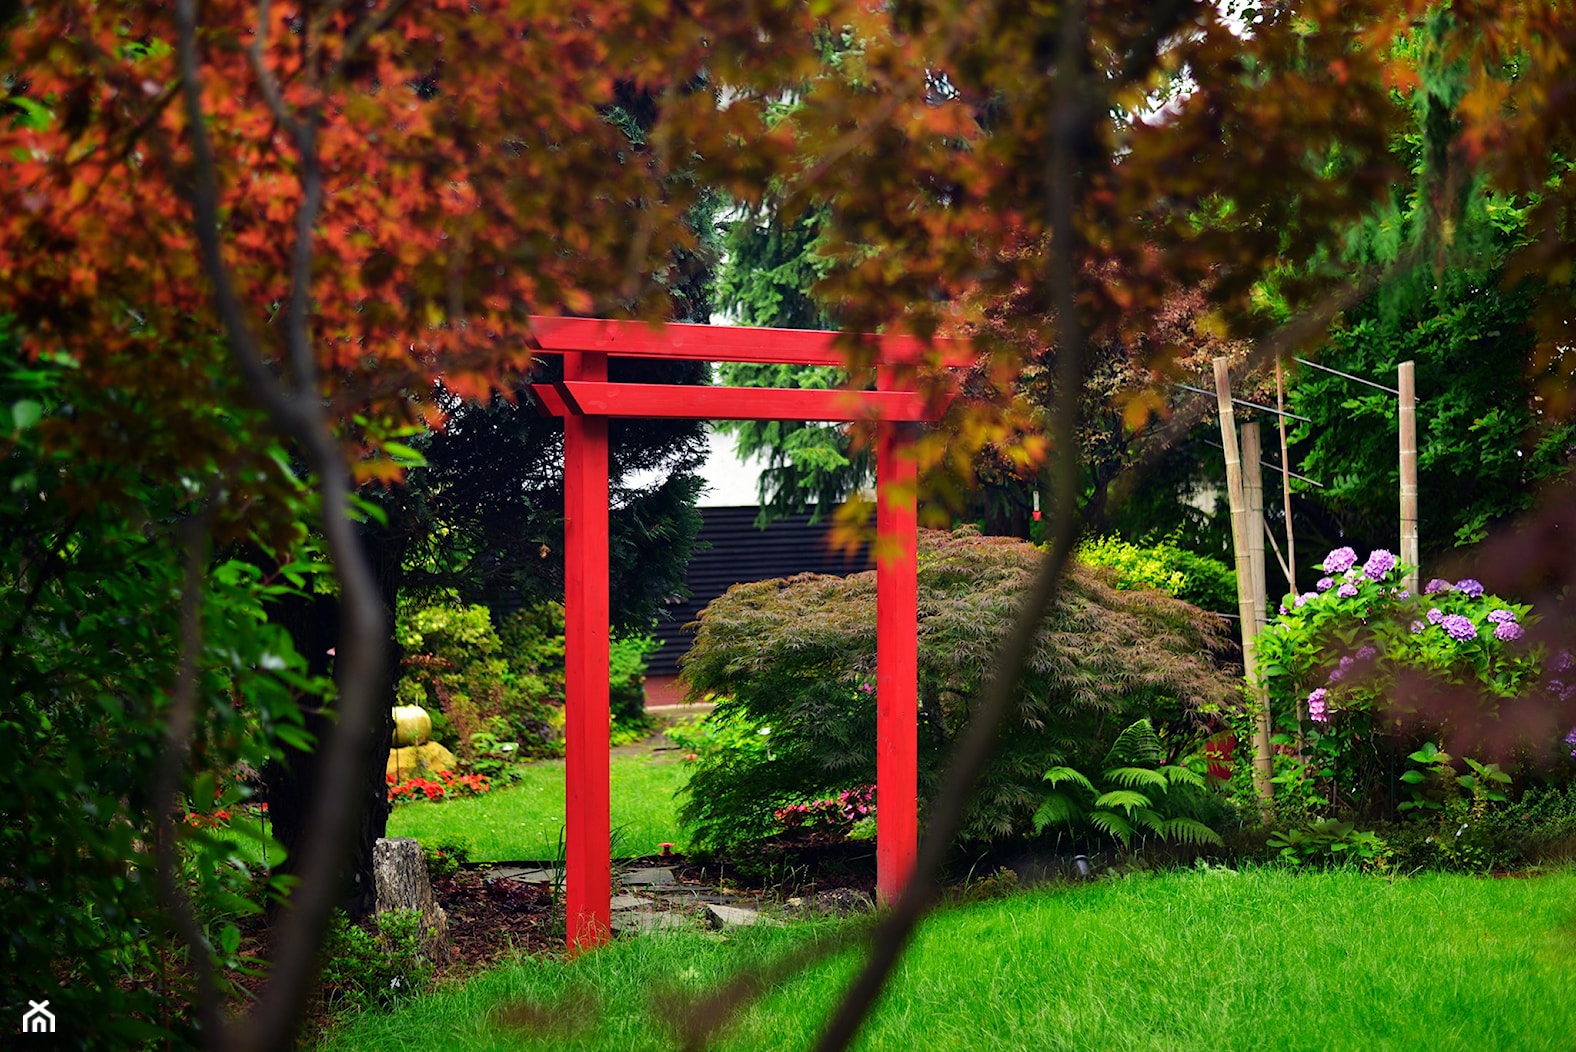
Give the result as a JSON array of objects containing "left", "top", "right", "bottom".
[
  {"left": 533, "top": 381, "right": 948, "bottom": 422},
  {"left": 527, "top": 315, "right": 975, "bottom": 368}
]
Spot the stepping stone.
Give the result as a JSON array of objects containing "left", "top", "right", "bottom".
[
  {"left": 610, "top": 911, "right": 689, "bottom": 934},
  {"left": 610, "top": 894, "right": 652, "bottom": 911},
  {"left": 705, "top": 903, "right": 779, "bottom": 929},
  {"left": 485, "top": 866, "right": 556, "bottom": 884},
  {"left": 650, "top": 888, "right": 759, "bottom": 907},
  {"left": 619, "top": 866, "right": 676, "bottom": 886}
]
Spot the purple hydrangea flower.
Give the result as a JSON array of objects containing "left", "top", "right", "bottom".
[
  {"left": 1565, "top": 725, "right": 1576, "bottom": 760},
  {"left": 1316, "top": 576, "right": 1335, "bottom": 592},
  {"left": 1426, "top": 608, "right": 1445, "bottom": 624},
  {"left": 1441, "top": 614, "right": 1477, "bottom": 641},
  {"left": 1280, "top": 604, "right": 1289, "bottom": 616},
  {"left": 1493, "top": 621, "right": 1525, "bottom": 642},
  {"left": 1356, "top": 645, "right": 1377, "bottom": 661},
  {"left": 1328, "top": 655, "right": 1354, "bottom": 683},
  {"left": 1455, "top": 579, "right": 1485, "bottom": 598},
  {"left": 1337, "top": 582, "right": 1359, "bottom": 598},
  {"left": 1487, "top": 609, "right": 1517, "bottom": 625},
  {"left": 1307, "top": 688, "right": 1328, "bottom": 723},
  {"left": 1322, "top": 547, "right": 1358, "bottom": 574},
  {"left": 1395, "top": 590, "right": 1411, "bottom": 599},
  {"left": 1424, "top": 579, "right": 1452, "bottom": 595},
  {"left": 1410, "top": 620, "right": 1425, "bottom": 634},
  {"left": 1553, "top": 650, "right": 1574, "bottom": 673},
  {"left": 1363, "top": 549, "right": 1397, "bottom": 581},
  {"left": 1294, "top": 592, "right": 1314, "bottom": 608}
]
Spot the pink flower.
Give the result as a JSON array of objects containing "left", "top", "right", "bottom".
[{"left": 1307, "top": 688, "right": 1328, "bottom": 723}]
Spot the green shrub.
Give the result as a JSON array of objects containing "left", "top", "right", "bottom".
[
  {"left": 397, "top": 599, "right": 657, "bottom": 763},
  {"left": 422, "top": 840, "right": 470, "bottom": 882},
  {"left": 319, "top": 909, "right": 435, "bottom": 1012},
  {"left": 1267, "top": 819, "right": 1391, "bottom": 871},
  {"left": 1077, "top": 534, "right": 1237, "bottom": 615},
  {"left": 0, "top": 346, "right": 317, "bottom": 1047},
  {"left": 1493, "top": 782, "right": 1576, "bottom": 864},
  {"left": 677, "top": 527, "right": 1238, "bottom": 851},
  {"left": 397, "top": 598, "right": 563, "bottom": 759},
  {"left": 609, "top": 633, "right": 658, "bottom": 735}
]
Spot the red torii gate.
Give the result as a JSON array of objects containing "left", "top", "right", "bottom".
[{"left": 526, "top": 315, "right": 968, "bottom": 951}]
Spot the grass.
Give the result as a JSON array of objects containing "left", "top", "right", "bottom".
[
  {"left": 386, "top": 752, "right": 690, "bottom": 861},
  {"left": 321, "top": 867, "right": 1576, "bottom": 1051}
]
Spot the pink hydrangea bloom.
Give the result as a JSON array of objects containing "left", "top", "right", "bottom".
[{"left": 1322, "top": 547, "right": 1358, "bottom": 574}]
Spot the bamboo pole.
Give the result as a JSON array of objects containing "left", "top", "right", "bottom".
[
  {"left": 1276, "top": 358, "right": 1297, "bottom": 595},
  {"left": 1243, "top": 421, "right": 1267, "bottom": 633},
  {"left": 1398, "top": 360, "right": 1419, "bottom": 593},
  {"left": 1214, "top": 357, "right": 1275, "bottom": 812}
]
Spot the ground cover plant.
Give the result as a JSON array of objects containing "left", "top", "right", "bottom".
[
  {"left": 678, "top": 527, "right": 1238, "bottom": 851},
  {"left": 317, "top": 867, "right": 1576, "bottom": 1052},
  {"left": 386, "top": 753, "right": 688, "bottom": 862}
]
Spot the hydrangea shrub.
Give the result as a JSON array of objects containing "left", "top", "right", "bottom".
[{"left": 1256, "top": 546, "right": 1568, "bottom": 818}]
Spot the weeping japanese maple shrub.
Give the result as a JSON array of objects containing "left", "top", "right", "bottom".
[{"left": 677, "top": 528, "right": 1239, "bottom": 850}]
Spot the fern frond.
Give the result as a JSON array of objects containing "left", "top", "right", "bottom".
[
  {"left": 1161, "top": 764, "right": 1206, "bottom": 789},
  {"left": 1133, "top": 807, "right": 1166, "bottom": 835},
  {"left": 1093, "top": 789, "right": 1152, "bottom": 813},
  {"left": 1103, "top": 766, "right": 1169, "bottom": 792},
  {"left": 1088, "top": 809, "right": 1134, "bottom": 847},
  {"left": 1032, "top": 792, "right": 1082, "bottom": 833},
  {"left": 1102, "top": 718, "right": 1163, "bottom": 768},
  {"left": 1041, "top": 766, "right": 1096, "bottom": 793},
  {"left": 1159, "top": 817, "right": 1224, "bottom": 846}
]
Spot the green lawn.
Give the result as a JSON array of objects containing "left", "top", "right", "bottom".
[
  {"left": 386, "top": 752, "right": 689, "bottom": 861},
  {"left": 322, "top": 867, "right": 1576, "bottom": 1051}
]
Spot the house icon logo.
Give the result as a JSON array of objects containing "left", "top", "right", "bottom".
[{"left": 22, "top": 999, "right": 54, "bottom": 1034}]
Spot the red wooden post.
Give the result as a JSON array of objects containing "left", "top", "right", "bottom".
[
  {"left": 562, "top": 350, "right": 611, "bottom": 951},
  {"left": 875, "top": 367, "right": 919, "bottom": 904}
]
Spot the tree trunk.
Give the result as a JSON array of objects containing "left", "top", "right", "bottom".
[{"left": 264, "top": 525, "right": 404, "bottom": 919}]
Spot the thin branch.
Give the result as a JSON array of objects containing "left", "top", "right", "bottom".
[
  {"left": 619, "top": 84, "right": 676, "bottom": 308},
  {"left": 285, "top": 117, "right": 323, "bottom": 392},
  {"left": 813, "top": 5, "right": 1091, "bottom": 1049},
  {"left": 175, "top": 5, "right": 389, "bottom": 1050},
  {"left": 246, "top": 0, "right": 304, "bottom": 138},
  {"left": 150, "top": 516, "right": 221, "bottom": 1038},
  {"left": 330, "top": 0, "right": 414, "bottom": 84},
  {"left": 1263, "top": 516, "right": 1293, "bottom": 596}
]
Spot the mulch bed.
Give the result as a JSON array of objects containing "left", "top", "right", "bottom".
[{"left": 432, "top": 869, "right": 563, "bottom": 968}]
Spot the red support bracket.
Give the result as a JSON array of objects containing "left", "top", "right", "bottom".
[{"left": 533, "top": 381, "right": 949, "bottom": 422}]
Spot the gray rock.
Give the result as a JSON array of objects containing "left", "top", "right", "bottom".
[
  {"left": 484, "top": 866, "right": 557, "bottom": 884},
  {"left": 705, "top": 903, "right": 779, "bottom": 929},
  {"left": 609, "top": 894, "right": 652, "bottom": 911},
  {"left": 619, "top": 866, "right": 676, "bottom": 886},
  {"left": 647, "top": 888, "right": 756, "bottom": 906},
  {"left": 610, "top": 911, "right": 690, "bottom": 934}
]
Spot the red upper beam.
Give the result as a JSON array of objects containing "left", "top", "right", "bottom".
[
  {"left": 527, "top": 316, "right": 975, "bottom": 368},
  {"left": 535, "top": 381, "right": 948, "bottom": 422}
]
